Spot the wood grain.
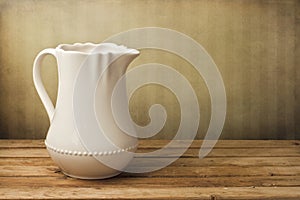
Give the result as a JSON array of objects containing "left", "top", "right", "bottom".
[
  {"left": 2, "top": 156, "right": 300, "bottom": 167},
  {"left": 0, "top": 139, "right": 299, "bottom": 148},
  {"left": 1, "top": 165, "right": 300, "bottom": 178},
  {"left": 1, "top": 147, "right": 299, "bottom": 158},
  {"left": 0, "top": 140, "right": 300, "bottom": 199},
  {"left": 1, "top": 176, "right": 300, "bottom": 187},
  {"left": 1, "top": 187, "right": 300, "bottom": 200}
]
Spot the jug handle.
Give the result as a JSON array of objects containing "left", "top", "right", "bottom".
[{"left": 33, "top": 48, "right": 57, "bottom": 121}]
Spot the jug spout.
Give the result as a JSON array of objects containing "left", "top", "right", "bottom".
[
  {"left": 111, "top": 49, "right": 140, "bottom": 73},
  {"left": 88, "top": 43, "right": 140, "bottom": 73}
]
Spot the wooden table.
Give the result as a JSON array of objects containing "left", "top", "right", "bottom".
[{"left": 0, "top": 140, "right": 300, "bottom": 199}]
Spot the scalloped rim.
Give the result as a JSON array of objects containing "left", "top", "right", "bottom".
[
  {"left": 45, "top": 141, "right": 137, "bottom": 156},
  {"left": 55, "top": 42, "right": 140, "bottom": 55}
]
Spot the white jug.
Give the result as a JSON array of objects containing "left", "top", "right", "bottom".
[{"left": 33, "top": 43, "right": 139, "bottom": 179}]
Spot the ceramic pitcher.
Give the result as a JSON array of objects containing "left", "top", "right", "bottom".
[{"left": 33, "top": 43, "right": 139, "bottom": 179}]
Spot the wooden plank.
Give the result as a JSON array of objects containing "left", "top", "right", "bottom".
[
  {"left": 0, "top": 148, "right": 49, "bottom": 157},
  {"left": 0, "top": 140, "right": 45, "bottom": 148},
  {"left": 0, "top": 140, "right": 299, "bottom": 148},
  {"left": 0, "top": 165, "right": 59, "bottom": 177},
  {"left": 131, "top": 156, "right": 300, "bottom": 167},
  {"left": 1, "top": 147, "right": 299, "bottom": 158},
  {"left": 124, "top": 166, "right": 300, "bottom": 178},
  {"left": 1, "top": 165, "right": 299, "bottom": 177},
  {"left": 138, "top": 140, "right": 300, "bottom": 149},
  {"left": 0, "top": 186, "right": 300, "bottom": 200},
  {"left": 2, "top": 156, "right": 300, "bottom": 167},
  {"left": 0, "top": 158, "right": 55, "bottom": 166},
  {"left": 0, "top": 176, "right": 300, "bottom": 188},
  {"left": 135, "top": 148, "right": 300, "bottom": 157}
]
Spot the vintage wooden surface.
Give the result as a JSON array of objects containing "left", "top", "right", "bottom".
[{"left": 0, "top": 140, "right": 300, "bottom": 199}]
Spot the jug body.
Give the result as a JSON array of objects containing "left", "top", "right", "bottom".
[{"left": 33, "top": 43, "right": 139, "bottom": 179}]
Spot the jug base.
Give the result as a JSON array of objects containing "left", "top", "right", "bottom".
[
  {"left": 46, "top": 141, "right": 136, "bottom": 180},
  {"left": 62, "top": 171, "right": 122, "bottom": 180}
]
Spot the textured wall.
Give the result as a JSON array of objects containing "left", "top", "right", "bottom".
[{"left": 0, "top": 0, "right": 299, "bottom": 139}]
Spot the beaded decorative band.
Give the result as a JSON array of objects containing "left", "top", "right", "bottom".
[{"left": 45, "top": 141, "right": 137, "bottom": 156}]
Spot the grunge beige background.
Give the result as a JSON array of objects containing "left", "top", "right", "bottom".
[{"left": 0, "top": 0, "right": 299, "bottom": 139}]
